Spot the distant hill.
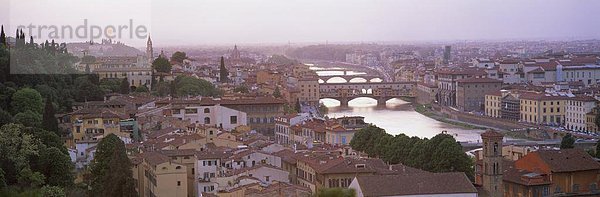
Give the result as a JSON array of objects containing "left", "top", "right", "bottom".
[{"left": 67, "top": 41, "right": 143, "bottom": 57}]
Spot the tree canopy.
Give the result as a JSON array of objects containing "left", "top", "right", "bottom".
[
  {"left": 11, "top": 88, "right": 43, "bottom": 115},
  {"left": 172, "top": 75, "right": 220, "bottom": 97},
  {"left": 170, "top": 51, "right": 187, "bottom": 64},
  {"left": 349, "top": 125, "right": 474, "bottom": 180},
  {"left": 152, "top": 56, "right": 172, "bottom": 73},
  {"left": 233, "top": 85, "right": 249, "bottom": 93},
  {"left": 560, "top": 133, "right": 575, "bottom": 149}
]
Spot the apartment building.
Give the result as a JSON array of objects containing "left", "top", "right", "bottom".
[
  {"left": 565, "top": 95, "right": 597, "bottom": 132},
  {"left": 132, "top": 152, "right": 188, "bottom": 197},
  {"left": 297, "top": 77, "right": 320, "bottom": 106},
  {"left": 70, "top": 108, "right": 131, "bottom": 143},
  {"left": 519, "top": 92, "right": 567, "bottom": 125},
  {"left": 456, "top": 77, "right": 502, "bottom": 112},
  {"left": 168, "top": 105, "right": 247, "bottom": 131}
]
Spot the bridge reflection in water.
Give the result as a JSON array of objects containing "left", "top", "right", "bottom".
[{"left": 320, "top": 98, "right": 487, "bottom": 142}]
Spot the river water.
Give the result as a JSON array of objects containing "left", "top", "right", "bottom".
[{"left": 314, "top": 68, "right": 486, "bottom": 142}]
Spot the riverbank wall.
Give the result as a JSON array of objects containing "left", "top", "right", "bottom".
[{"left": 418, "top": 104, "right": 557, "bottom": 140}]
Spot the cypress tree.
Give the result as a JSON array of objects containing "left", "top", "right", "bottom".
[
  {"left": 0, "top": 25, "right": 6, "bottom": 46},
  {"left": 101, "top": 141, "right": 136, "bottom": 197},
  {"left": 15, "top": 29, "right": 20, "bottom": 48},
  {"left": 273, "top": 86, "right": 281, "bottom": 98},
  {"left": 90, "top": 134, "right": 136, "bottom": 197},
  {"left": 295, "top": 98, "right": 301, "bottom": 113},
  {"left": 42, "top": 98, "right": 60, "bottom": 135},
  {"left": 119, "top": 78, "right": 130, "bottom": 94},
  {"left": 219, "top": 56, "right": 228, "bottom": 83}
]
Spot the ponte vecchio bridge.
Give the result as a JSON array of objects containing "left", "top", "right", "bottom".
[{"left": 319, "top": 81, "right": 416, "bottom": 106}]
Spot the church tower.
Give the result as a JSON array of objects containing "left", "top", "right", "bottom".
[
  {"left": 146, "top": 35, "right": 153, "bottom": 62},
  {"left": 481, "top": 130, "right": 504, "bottom": 197},
  {"left": 231, "top": 45, "right": 241, "bottom": 60}
]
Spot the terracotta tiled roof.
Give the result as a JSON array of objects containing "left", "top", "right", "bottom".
[
  {"left": 456, "top": 77, "right": 503, "bottom": 83},
  {"left": 354, "top": 172, "right": 477, "bottom": 196},
  {"left": 481, "top": 130, "right": 504, "bottom": 138},
  {"left": 80, "top": 108, "right": 128, "bottom": 119},
  {"left": 532, "top": 149, "right": 600, "bottom": 173},
  {"left": 503, "top": 167, "right": 551, "bottom": 186}
]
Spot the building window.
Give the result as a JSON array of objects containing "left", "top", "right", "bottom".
[
  {"left": 204, "top": 117, "right": 210, "bottom": 124},
  {"left": 177, "top": 181, "right": 181, "bottom": 186},
  {"left": 204, "top": 108, "right": 210, "bottom": 113},
  {"left": 185, "top": 108, "right": 198, "bottom": 114},
  {"left": 493, "top": 142, "right": 498, "bottom": 155},
  {"left": 230, "top": 116, "right": 238, "bottom": 124}
]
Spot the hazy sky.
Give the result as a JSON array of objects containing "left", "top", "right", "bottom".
[{"left": 1, "top": 0, "right": 600, "bottom": 47}]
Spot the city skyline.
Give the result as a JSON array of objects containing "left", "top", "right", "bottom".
[{"left": 2, "top": 0, "right": 600, "bottom": 47}]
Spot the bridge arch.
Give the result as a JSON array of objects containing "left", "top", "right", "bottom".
[
  {"left": 324, "top": 77, "right": 347, "bottom": 83},
  {"left": 369, "top": 78, "right": 383, "bottom": 82},
  {"left": 349, "top": 77, "right": 368, "bottom": 83}
]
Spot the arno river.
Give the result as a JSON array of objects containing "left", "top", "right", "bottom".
[{"left": 314, "top": 67, "right": 486, "bottom": 142}]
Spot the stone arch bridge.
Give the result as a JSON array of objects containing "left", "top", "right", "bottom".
[{"left": 320, "top": 82, "right": 416, "bottom": 106}]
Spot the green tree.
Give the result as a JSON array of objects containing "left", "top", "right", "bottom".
[
  {"left": 0, "top": 84, "right": 16, "bottom": 110},
  {"left": 135, "top": 85, "right": 149, "bottom": 93},
  {"left": 28, "top": 127, "right": 66, "bottom": 154},
  {"left": 596, "top": 141, "right": 600, "bottom": 158},
  {"left": 0, "top": 25, "right": 6, "bottom": 46},
  {"left": 99, "top": 79, "right": 122, "bottom": 93},
  {"left": 119, "top": 78, "right": 130, "bottom": 94},
  {"left": 0, "top": 109, "right": 11, "bottom": 126},
  {"left": 273, "top": 86, "right": 282, "bottom": 98},
  {"left": 38, "top": 147, "right": 73, "bottom": 187},
  {"left": 11, "top": 88, "right": 43, "bottom": 115},
  {"left": 170, "top": 51, "right": 187, "bottom": 64},
  {"left": 173, "top": 76, "right": 220, "bottom": 97},
  {"left": 152, "top": 56, "right": 172, "bottom": 73},
  {"left": 34, "top": 85, "right": 58, "bottom": 103},
  {"left": 233, "top": 85, "right": 249, "bottom": 93},
  {"left": 154, "top": 81, "right": 171, "bottom": 97},
  {"left": 74, "top": 76, "right": 104, "bottom": 102},
  {"left": 101, "top": 140, "right": 137, "bottom": 197},
  {"left": 219, "top": 56, "right": 228, "bottom": 83},
  {"left": 17, "top": 167, "right": 45, "bottom": 188},
  {"left": 431, "top": 138, "right": 474, "bottom": 180},
  {"left": 0, "top": 167, "right": 6, "bottom": 189},
  {"left": 0, "top": 124, "right": 41, "bottom": 185},
  {"left": 295, "top": 98, "right": 301, "bottom": 113},
  {"left": 42, "top": 98, "right": 59, "bottom": 134},
  {"left": 13, "top": 110, "right": 42, "bottom": 128},
  {"left": 40, "top": 185, "right": 66, "bottom": 197},
  {"left": 560, "top": 133, "right": 575, "bottom": 149},
  {"left": 316, "top": 188, "right": 356, "bottom": 197},
  {"left": 91, "top": 134, "right": 136, "bottom": 196}
]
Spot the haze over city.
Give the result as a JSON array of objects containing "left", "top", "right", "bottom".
[
  {"left": 3, "top": 1, "right": 600, "bottom": 197},
  {"left": 2, "top": 0, "right": 600, "bottom": 46}
]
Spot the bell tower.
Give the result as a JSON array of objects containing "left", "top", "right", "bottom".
[
  {"left": 481, "top": 129, "right": 504, "bottom": 197},
  {"left": 146, "top": 35, "right": 153, "bottom": 62}
]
